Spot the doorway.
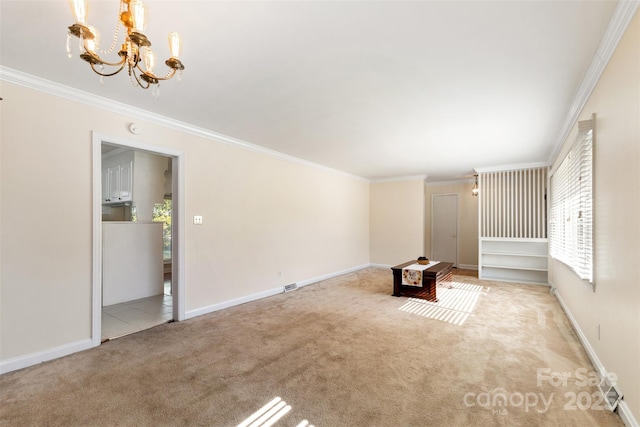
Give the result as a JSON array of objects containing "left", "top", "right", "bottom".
[
  {"left": 431, "top": 194, "right": 458, "bottom": 266},
  {"left": 92, "top": 132, "right": 184, "bottom": 347}
]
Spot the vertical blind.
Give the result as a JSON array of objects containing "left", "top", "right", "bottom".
[
  {"left": 479, "top": 167, "right": 547, "bottom": 238},
  {"left": 549, "top": 116, "right": 594, "bottom": 282}
]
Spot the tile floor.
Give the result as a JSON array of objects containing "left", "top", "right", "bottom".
[{"left": 101, "top": 285, "right": 173, "bottom": 341}]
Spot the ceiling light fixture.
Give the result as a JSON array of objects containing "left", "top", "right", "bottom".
[
  {"left": 472, "top": 174, "right": 479, "bottom": 197},
  {"left": 66, "top": 0, "right": 184, "bottom": 95}
]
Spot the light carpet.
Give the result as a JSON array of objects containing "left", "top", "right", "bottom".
[{"left": 0, "top": 268, "right": 624, "bottom": 426}]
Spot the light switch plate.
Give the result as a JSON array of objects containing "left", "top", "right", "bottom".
[{"left": 193, "top": 215, "right": 203, "bottom": 225}]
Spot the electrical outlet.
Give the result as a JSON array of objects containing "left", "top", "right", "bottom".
[
  {"left": 193, "top": 215, "right": 203, "bottom": 225},
  {"left": 277, "top": 271, "right": 282, "bottom": 279},
  {"left": 597, "top": 324, "right": 600, "bottom": 340}
]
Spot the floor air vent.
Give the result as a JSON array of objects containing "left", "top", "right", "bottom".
[
  {"left": 284, "top": 283, "right": 298, "bottom": 292},
  {"left": 598, "top": 376, "right": 623, "bottom": 411}
]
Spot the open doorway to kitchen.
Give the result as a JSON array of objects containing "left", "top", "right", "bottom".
[{"left": 92, "top": 132, "right": 184, "bottom": 347}]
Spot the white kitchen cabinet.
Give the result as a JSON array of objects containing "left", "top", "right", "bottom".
[
  {"left": 102, "top": 168, "right": 110, "bottom": 203},
  {"left": 116, "top": 160, "right": 133, "bottom": 202},
  {"left": 102, "top": 151, "right": 133, "bottom": 204},
  {"left": 107, "top": 166, "right": 120, "bottom": 201}
]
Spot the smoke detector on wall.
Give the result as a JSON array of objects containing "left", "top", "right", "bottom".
[{"left": 128, "top": 123, "right": 141, "bottom": 135}]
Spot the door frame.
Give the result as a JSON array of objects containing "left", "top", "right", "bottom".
[
  {"left": 91, "top": 131, "right": 185, "bottom": 347},
  {"left": 430, "top": 193, "right": 459, "bottom": 267}
]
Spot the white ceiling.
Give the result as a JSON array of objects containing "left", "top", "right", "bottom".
[{"left": 0, "top": 1, "right": 619, "bottom": 181}]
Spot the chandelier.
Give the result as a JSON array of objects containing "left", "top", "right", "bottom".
[{"left": 66, "top": 0, "right": 184, "bottom": 93}]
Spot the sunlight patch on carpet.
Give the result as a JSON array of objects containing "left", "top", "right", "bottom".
[
  {"left": 237, "top": 396, "right": 315, "bottom": 427},
  {"left": 399, "top": 282, "right": 488, "bottom": 326}
]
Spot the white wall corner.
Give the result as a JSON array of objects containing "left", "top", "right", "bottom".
[{"left": 369, "top": 263, "right": 393, "bottom": 269}]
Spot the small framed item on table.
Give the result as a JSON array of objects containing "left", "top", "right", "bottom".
[{"left": 391, "top": 260, "right": 453, "bottom": 302}]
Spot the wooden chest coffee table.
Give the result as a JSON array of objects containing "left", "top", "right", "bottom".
[{"left": 391, "top": 261, "right": 454, "bottom": 302}]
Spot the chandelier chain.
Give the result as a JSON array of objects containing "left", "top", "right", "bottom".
[{"left": 100, "top": 20, "right": 122, "bottom": 56}]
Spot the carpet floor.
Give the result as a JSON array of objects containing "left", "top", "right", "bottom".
[{"left": 0, "top": 268, "right": 625, "bottom": 426}]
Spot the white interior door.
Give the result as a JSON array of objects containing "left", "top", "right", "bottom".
[{"left": 431, "top": 194, "right": 458, "bottom": 266}]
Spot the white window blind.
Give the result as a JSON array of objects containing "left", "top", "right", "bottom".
[{"left": 549, "top": 116, "right": 594, "bottom": 282}]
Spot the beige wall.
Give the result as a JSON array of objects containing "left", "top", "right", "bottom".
[
  {"left": 549, "top": 11, "right": 640, "bottom": 420},
  {"left": 369, "top": 178, "right": 425, "bottom": 266},
  {"left": 424, "top": 180, "right": 479, "bottom": 269},
  {"left": 0, "top": 81, "right": 370, "bottom": 362}
]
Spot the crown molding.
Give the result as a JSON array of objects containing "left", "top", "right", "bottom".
[
  {"left": 425, "top": 178, "right": 474, "bottom": 186},
  {"left": 547, "top": 0, "right": 640, "bottom": 165},
  {"left": 370, "top": 174, "right": 428, "bottom": 183},
  {"left": 0, "top": 66, "right": 369, "bottom": 183},
  {"left": 474, "top": 161, "right": 549, "bottom": 174}
]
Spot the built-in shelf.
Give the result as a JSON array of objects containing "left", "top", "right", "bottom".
[
  {"left": 479, "top": 238, "right": 548, "bottom": 284},
  {"left": 482, "top": 265, "right": 548, "bottom": 271}
]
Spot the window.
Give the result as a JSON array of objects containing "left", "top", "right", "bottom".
[
  {"left": 549, "top": 116, "right": 594, "bottom": 282},
  {"left": 152, "top": 198, "right": 172, "bottom": 261}
]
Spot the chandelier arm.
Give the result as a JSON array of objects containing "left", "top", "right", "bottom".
[
  {"left": 80, "top": 41, "right": 129, "bottom": 68},
  {"left": 88, "top": 55, "right": 127, "bottom": 68},
  {"left": 134, "top": 63, "right": 177, "bottom": 82},
  {"left": 89, "top": 62, "right": 127, "bottom": 77},
  {"left": 154, "top": 68, "right": 177, "bottom": 82},
  {"left": 130, "top": 67, "right": 152, "bottom": 89}
]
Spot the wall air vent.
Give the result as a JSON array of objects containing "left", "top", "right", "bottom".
[{"left": 284, "top": 283, "right": 298, "bottom": 293}]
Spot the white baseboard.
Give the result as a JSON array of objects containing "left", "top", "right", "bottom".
[
  {"left": 618, "top": 401, "right": 640, "bottom": 427},
  {"left": 552, "top": 288, "right": 638, "bottom": 427},
  {"left": 552, "top": 288, "right": 606, "bottom": 375},
  {"left": 186, "top": 263, "right": 370, "bottom": 320},
  {"left": 185, "top": 286, "right": 283, "bottom": 319},
  {"left": 0, "top": 338, "right": 94, "bottom": 375},
  {"left": 297, "top": 263, "right": 370, "bottom": 286},
  {"left": 369, "top": 263, "right": 392, "bottom": 268}
]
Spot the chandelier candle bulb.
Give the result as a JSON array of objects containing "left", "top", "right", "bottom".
[
  {"left": 168, "top": 32, "right": 182, "bottom": 58},
  {"left": 129, "top": 0, "right": 147, "bottom": 33},
  {"left": 144, "top": 48, "right": 156, "bottom": 73},
  {"left": 68, "top": 0, "right": 88, "bottom": 25}
]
